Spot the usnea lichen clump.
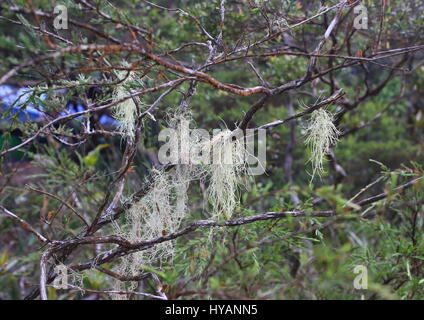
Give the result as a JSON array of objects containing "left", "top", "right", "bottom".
[
  {"left": 113, "top": 112, "right": 250, "bottom": 285},
  {"left": 112, "top": 68, "right": 144, "bottom": 140},
  {"left": 113, "top": 166, "right": 191, "bottom": 285},
  {"left": 206, "top": 129, "right": 248, "bottom": 219},
  {"left": 304, "top": 107, "right": 340, "bottom": 180}
]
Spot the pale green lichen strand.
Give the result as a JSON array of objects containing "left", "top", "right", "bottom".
[{"left": 304, "top": 108, "right": 340, "bottom": 180}]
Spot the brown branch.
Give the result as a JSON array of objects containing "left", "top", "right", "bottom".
[
  {"left": 356, "top": 177, "right": 423, "bottom": 206},
  {"left": 48, "top": 284, "right": 167, "bottom": 300},
  {"left": 257, "top": 88, "right": 345, "bottom": 130},
  {"left": 27, "top": 187, "right": 89, "bottom": 227},
  {"left": 0, "top": 205, "right": 48, "bottom": 243}
]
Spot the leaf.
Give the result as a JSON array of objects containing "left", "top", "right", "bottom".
[
  {"left": 139, "top": 265, "right": 167, "bottom": 280},
  {"left": 82, "top": 144, "right": 110, "bottom": 167},
  {"left": 0, "top": 250, "right": 10, "bottom": 268},
  {"left": 47, "top": 287, "right": 57, "bottom": 300}
]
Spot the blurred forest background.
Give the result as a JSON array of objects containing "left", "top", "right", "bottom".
[{"left": 0, "top": 0, "right": 423, "bottom": 300}]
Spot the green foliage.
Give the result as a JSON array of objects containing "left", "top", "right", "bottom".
[{"left": 0, "top": 0, "right": 423, "bottom": 300}]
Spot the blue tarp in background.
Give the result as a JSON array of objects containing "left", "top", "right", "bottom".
[{"left": 0, "top": 85, "right": 118, "bottom": 126}]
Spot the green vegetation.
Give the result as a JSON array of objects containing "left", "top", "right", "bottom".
[{"left": 0, "top": 0, "right": 423, "bottom": 300}]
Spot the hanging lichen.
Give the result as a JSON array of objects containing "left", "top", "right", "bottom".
[
  {"left": 112, "top": 65, "right": 144, "bottom": 140},
  {"left": 304, "top": 107, "right": 340, "bottom": 181}
]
